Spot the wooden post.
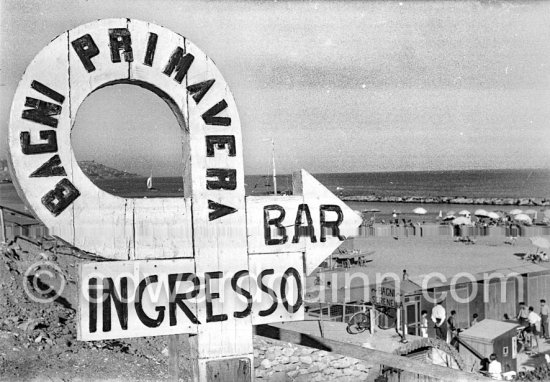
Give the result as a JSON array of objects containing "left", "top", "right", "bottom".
[
  {"left": 401, "top": 303, "right": 408, "bottom": 343},
  {"left": 168, "top": 334, "right": 180, "bottom": 382},
  {"left": 0, "top": 207, "right": 6, "bottom": 243},
  {"left": 369, "top": 306, "right": 376, "bottom": 334}
]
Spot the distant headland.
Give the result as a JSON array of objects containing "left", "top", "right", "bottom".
[{"left": 0, "top": 159, "right": 138, "bottom": 181}]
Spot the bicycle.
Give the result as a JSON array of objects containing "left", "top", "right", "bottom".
[{"left": 346, "top": 303, "right": 396, "bottom": 334}]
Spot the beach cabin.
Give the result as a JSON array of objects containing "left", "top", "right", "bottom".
[
  {"left": 518, "top": 265, "right": 550, "bottom": 308},
  {"left": 414, "top": 272, "right": 521, "bottom": 337},
  {"left": 458, "top": 319, "right": 519, "bottom": 374}
]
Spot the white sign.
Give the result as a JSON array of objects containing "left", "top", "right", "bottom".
[
  {"left": 246, "top": 170, "right": 361, "bottom": 274},
  {"left": 9, "top": 19, "right": 362, "bottom": 381},
  {"left": 79, "top": 255, "right": 304, "bottom": 341}
]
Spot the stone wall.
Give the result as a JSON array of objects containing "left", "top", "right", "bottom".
[{"left": 254, "top": 337, "right": 371, "bottom": 381}]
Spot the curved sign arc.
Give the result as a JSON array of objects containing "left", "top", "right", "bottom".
[{"left": 8, "top": 19, "right": 244, "bottom": 260}]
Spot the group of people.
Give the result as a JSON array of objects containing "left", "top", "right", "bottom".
[
  {"left": 419, "top": 301, "right": 462, "bottom": 343},
  {"left": 522, "top": 251, "right": 549, "bottom": 263},
  {"left": 418, "top": 299, "right": 550, "bottom": 380},
  {"left": 516, "top": 300, "right": 550, "bottom": 353}
]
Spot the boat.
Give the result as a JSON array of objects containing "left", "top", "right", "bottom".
[
  {"left": 146, "top": 170, "right": 157, "bottom": 191},
  {"left": 251, "top": 138, "right": 292, "bottom": 196}
]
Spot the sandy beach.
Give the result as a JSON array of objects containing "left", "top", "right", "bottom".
[{"left": 341, "top": 235, "right": 549, "bottom": 282}]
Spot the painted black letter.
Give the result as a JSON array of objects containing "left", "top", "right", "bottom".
[
  {"left": 143, "top": 32, "right": 158, "bottom": 66},
  {"left": 88, "top": 277, "right": 99, "bottom": 333},
  {"left": 102, "top": 277, "right": 128, "bottom": 332},
  {"left": 281, "top": 267, "right": 303, "bottom": 314},
  {"left": 232, "top": 270, "right": 252, "bottom": 318},
  {"left": 292, "top": 204, "right": 317, "bottom": 243},
  {"left": 320, "top": 205, "right": 345, "bottom": 242},
  {"left": 206, "top": 168, "right": 237, "bottom": 190},
  {"left": 41, "top": 178, "right": 80, "bottom": 216},
  {"left": 208, "top": 200, "right": 237, "bottom": 221},
  {"left": 135, "top": 276, "right": 165, "bottom": 328},
  {"left": 205, "top": 272, "right": 228, "bottom": 323},
  {"left": 20, "top": 131, "right": 57, "bottom": 154},
  {"left": 31, "top": 81, "right": 65, "bottom": 104},
  {"left": 71, "top": 34, "right": 100, "bottom": 72},
  {"left": 163, "top": 47, "right": 194, "bottom": 83},
  {"left": 188, "top": 79, "right": 215, "bottom": 104},
  {"left": 30, "top": 155, "right": 66, "bottom": 177},
  {"left": 21, "top": 98, "right": 62, "bottom": 128},
  {"left": 108, "top": 28, "right": 133, "bottom": 63},
  {"left": 205, "top": 135, "right": 236, "bottom": 157},
  {"left": 264, "top": 205, "right": 288, "bottom": 245},
  {"left": 168, "top": 273, "right": 201, "bottom": 325},
  {"left": 258, "top": 269, "right": 278, "bottom": 317},
  {"left": 202, "top": 100, "right": 231, "bottom": 126}
]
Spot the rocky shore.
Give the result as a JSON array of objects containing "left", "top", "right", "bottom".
[{"left": 341, "top": 194, "right": 550, "bottom": 207}]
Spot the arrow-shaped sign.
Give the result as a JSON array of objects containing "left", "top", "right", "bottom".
[{"left": 246, "top": 169, "right": 363, "bottom": 274}]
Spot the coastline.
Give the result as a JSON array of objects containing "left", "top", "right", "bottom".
[{"left": 341, "top": 194, "right": 550, "bottom": 207}]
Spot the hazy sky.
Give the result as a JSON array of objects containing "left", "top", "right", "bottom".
[{"left": 1, "top": 0, "right": 549, "bottom": 176}]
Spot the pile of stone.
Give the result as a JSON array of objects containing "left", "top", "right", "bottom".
[{"left": 253, "top": 337, "right": 370, "bottom": 381}]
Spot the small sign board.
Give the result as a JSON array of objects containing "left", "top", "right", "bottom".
[{"left": 78, "top": 254, "right": 305, "bottom": 341}]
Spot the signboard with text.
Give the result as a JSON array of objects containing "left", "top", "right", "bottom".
[{"left": 8, "top": 19, "right": 362, "bottom": 381}]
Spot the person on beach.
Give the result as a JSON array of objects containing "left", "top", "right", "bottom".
[
  {"left": 487, "top": 353, "right": 503, "bottom": 380},
  {"left": 420, "top": 310, "right": 428, "bottom": 338},
  {"left": 447, "top": 310, "right": 459, "bottom": 347},
  {"left": 527, "top": 306, "right": 541, "bottom": 352},
  {"left": 470, "top": 313, "right": 479, "bottom": 327},
  {"left": 540, "top": 299, "right": 550, "bottom": 339},
  {"left": 431, "top": 301, "right": 446, "bottom": 340},
  {"left": 517, "top": 302, "right": 529, "bottom": 327}
]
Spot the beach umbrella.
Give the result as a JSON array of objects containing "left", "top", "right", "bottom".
[
  {"left": 509, "top": 209, "right": 523, "bottom": 215},
  {"left": 452, "top": 216, "right": 472, "bottom": 225},
  {"left": 524, "top": 209, "right": 538, "bottom": 219},
  {"left": 458, "top": 210, "right": 471, "bottom": 217},
  {"left": 487, "top": 212, "right": 500, "bottom": 220},
  {"left": 446, "top": 210, "right": 456, "bottom": 216},
  {"left": 514, "top": 214, "right": 532, "bottom": 225},
  {"left": 413, "top": 207, "right": 427, "bottom": 215},
  {"left": 474, "top": 209, "right": 489, "bottom": 218},
  {"left": 530, "top": 236, "right": 550, "bottom": 249},
  {"left": 443, "top": 215, "right": 456, "bottom": 221}
]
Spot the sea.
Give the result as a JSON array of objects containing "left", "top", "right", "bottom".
[{"left": 2, "top": 168, "right": 549, "bottom": 223}]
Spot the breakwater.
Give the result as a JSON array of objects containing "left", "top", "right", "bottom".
[{"left": 341, "top": 195, "right": 550, "bottom": 207}]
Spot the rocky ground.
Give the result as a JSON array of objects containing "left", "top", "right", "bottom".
[{"left": 0, "top": 238, "right": 196, "bottom": 381}]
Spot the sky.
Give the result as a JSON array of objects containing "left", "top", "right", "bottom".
[{"left": 1, "top": 0, "right": 549, "bottom": 176}]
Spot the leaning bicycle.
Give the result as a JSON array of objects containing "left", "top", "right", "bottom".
[{"left": 346, "top": 302, "right": 396, "bottom": 334}]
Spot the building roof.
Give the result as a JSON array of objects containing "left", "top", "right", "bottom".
[{"left": 460, "top": 319, "right": 519, "bottom": 342}]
